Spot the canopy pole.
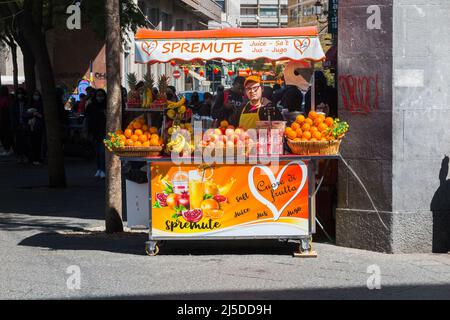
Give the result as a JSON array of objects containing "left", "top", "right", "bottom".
[{"left": 311, "top": 62, "right": 315, "bottom": 112}]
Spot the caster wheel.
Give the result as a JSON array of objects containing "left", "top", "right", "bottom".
[{"left": 145, "top": 243, "right": 160, "bottom": 256}]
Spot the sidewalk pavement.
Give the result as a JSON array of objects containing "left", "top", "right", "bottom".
[{"left": 0, "top": 155, "right": 449, "bottom": 300}]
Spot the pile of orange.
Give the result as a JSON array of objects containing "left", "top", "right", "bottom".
[
  {"left": 285, "top": 111, "right": 335, "bottom": 142},
  {"left": 116, "top": 118, "right": 163, "bottom": 148}
]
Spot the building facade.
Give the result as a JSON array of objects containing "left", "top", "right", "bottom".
[
  {"left": 288, "top": 0, "right": 329, "bottom": 28},
  {"left": 239, "top": 0, "right": 288, "bottom": 28},
  {"left": 123, "top": 0, "right": 223, "bottom": 92}
]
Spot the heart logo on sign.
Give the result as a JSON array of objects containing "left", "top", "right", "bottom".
[
  {"left": 141, "top": 41, "right": 158, "bottom": 57},
  {"left": 294, "top": 38, "right": 311, "bottom": 54},
  {"left": 248, "top": 161, "right": 308, "bottom": 221}
]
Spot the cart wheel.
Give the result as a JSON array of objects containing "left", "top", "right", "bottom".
[{"left": 145, "top": 243, "right": 160, "bottom": 256}]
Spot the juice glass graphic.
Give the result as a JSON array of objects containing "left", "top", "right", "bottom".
[{"left": 189, "top": 170, "right": 205, "bottom": 209}]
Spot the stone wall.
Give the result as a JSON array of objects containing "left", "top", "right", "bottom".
[
  {"left": 337, "top": 0, "right": 450, "bottom": 253},
  {"left": 336, "top": 0, "right": 394, "bottom": 253},
  {"left": 392, "top": 0, "right": 450, "bottom": 253}
]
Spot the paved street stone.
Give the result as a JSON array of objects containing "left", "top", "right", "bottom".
[{"left": 0, "top": 157, "right": 449, "bottom": 300}]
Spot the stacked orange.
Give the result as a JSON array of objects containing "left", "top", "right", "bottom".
[
  {"left": 116, "top": 118, "right": 163, "bottom": 148},
  {"left": 285, "top": 111, "right": 335, "bottom": 142}
]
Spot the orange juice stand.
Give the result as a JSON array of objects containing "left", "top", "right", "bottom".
[{"left": 127, "top": 27, "right": 334, "bottom": 257}]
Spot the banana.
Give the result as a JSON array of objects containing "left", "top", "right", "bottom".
[
  {"left": 167, "top": 133, "right": 186, "bottom": 154},
  {"left": 167, "top": 97, "right": 186, "bottom": 109}
]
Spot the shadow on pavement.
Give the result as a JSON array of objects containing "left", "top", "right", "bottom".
[
  {"left": 18, "top": 231, "right": 301, "bottom": 256},
  {"left": 92, "top": 284, "right": 450, "bottom": 300},
  {"left": 0, "top": 158, "right": 106, "bottom": 221},
  {"left": 18, "top": 231, "right": 149, "bottom": 256}
]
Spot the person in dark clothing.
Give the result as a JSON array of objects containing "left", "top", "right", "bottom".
[
  {"left": 211, "top": 76, "right": 245, "bottom": 122},
  {"left": 305, "top": 71, "right": 338, "bottom": 118},
  {"left": 229, "top": 76, "right": 283, "bottom": 130},
  {"left": 271, "top": 83, "right": 285, "bottom": 107},
  {"left": 262, "top": 86, "right": 274, "bottom": 101},
  {"left": 198, "top": 92, "right": 213, "bottom": 117},
  {"left": 188, "top": 92, "right": 202, "bottom": 114},
  {"left": 11, "top": 88, "right": 29, "bottom": 163},
  {"left": 23, "top": 90, "right": 45, "bottom": 165},
  {"left": 167, "top": 86, "right": 179, "bottom": 102},
  {"left": 86, "top": 89, "right": 107, "bottom": 178},
  {"left": 0, "top": 86, "right": 14, "bottom": 156},
  {"left": 280, "top": 84, "right": 304, "bottom": 113}
]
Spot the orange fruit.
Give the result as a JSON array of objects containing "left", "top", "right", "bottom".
[
  {"left": 142, "top": 141, "right": 151, "bottom": 147},
  {"left": 291, "top": 122, "right": 300, "bottom": 131},
  {"left": 131, "top": 135, "right": 139, "bottom": 142},
  {"left": 205, "top": 209, "right": 225, "bottom": 220},
  {"left": 134, "top": 129, "right": 143, "bottom": 137},
  {"left": 325, "top": 117, "right": 334, "bottom": 127},
  {"left": 301, "top": 123, "right": 311, "bottom": 132},
  {"left": 310, "top": 138, "right": 318, "bottom": 142},
  {"left": 133, "top": 122, "right": 142, "bottom": 130},
  {"left": 308, "top": 111, "right": 318, "bottom": 120},
  {"left": 302, "top": 131, "right": 312, "bottom": 140},
  {"left": 150, "top": 137, "right": 160, "bottom": 146},
  {"left": 201, "top": 199, "right": 220, "bottom": 211},
  {"left": 294, "top": 138, "right": 302, "bottom": 142},
  {"left": 149, "top": 127, "right": 159, "bottom": 134},
  {"left": 301, "top": 138, "right": 309, "bottom": 142},
  {"left": 151, "top": 134, "right": 160, "bottom": 140},
  {"left": 296, "top": 129, "right": 303, "bottom": 138},
  {"left": 313, "top": 131, "right": 322, "bottom": 140},
  {"left": 296, "top": 115, "right": 305, "bottom": 124},
  {"left": 318, "top": 123, "right": 328, "bottom": 132},
  {"left": 124, "top": 129, "right": 133, "bottom": 138},
  {"left": 305, "top": 118, "right": 314, "bottom": 125},
  {"left": 321, "top": 138, "right": 328, "bottom": 142},
  {"left": 116, "top": 130, "right": 124, "bottom": 135},
  {"left": 142, "top": 125, "right": 149, "bottom": 132},
  {"left": 314, "top": 117, "right": 324, "bottom": 126},
  {"left": 310, "top": 126, "right": 318, "bottom": 133},
  {"left": 139, "top": 135, "right": 148, "bottom": 143},
  {"left": 119, "top": 135, "right": 127, "bottom": 142},
  {"left": 286, "top": 130, "right": 297, "bottom": 140},
  {"left": 134, "top": 141, "right": 142, "bottom": 147},
  {"left": 126, "top": 139, "right": 134, "bottom": 147}
]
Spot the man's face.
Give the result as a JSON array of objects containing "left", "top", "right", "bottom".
[{"left": 245, "top": 82, "right": 262, "bottom": 102}]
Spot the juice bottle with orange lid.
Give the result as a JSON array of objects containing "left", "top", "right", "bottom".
[{"left": 172, "top": 169, "right": 189, "bottom": 195}]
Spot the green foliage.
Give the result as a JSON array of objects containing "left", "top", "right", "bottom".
[
  {"left": 104, "top": 133, "right": 125, "bottom": 150},
  {"left": 328, "top": 119, "right": 350, "bottom": 140}
]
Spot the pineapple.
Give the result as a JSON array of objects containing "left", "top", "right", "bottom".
[
  {"left": 126, "top": 73, "right": 140, "bottom": 107},
  {"left": 157, "top": 74, "right": 170, "bottom": 101},
  {"left": 143, "top": 73, "right": 155, "bottom": 90}
]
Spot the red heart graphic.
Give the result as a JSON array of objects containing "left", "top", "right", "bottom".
[
  {"left": 294, "top": 38, "right": 311, "bottom": 54},
  {"left": 141, "top": 41, "right": 158, "bottom": 57}
]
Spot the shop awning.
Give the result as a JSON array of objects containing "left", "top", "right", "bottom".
[{"left": 135, "top": 27, "right": 326, "bottom": 64}]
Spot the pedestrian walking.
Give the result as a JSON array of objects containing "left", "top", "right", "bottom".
[
  {"left": 0, "top": 86, "right": 14, "bottom": 156},
  {"left": 11, "top": 88, "right": 29, "bottom": 163},
  {"left": 86, "top": 89, "right": 107, "bottom": 178},
  {"left": 24, "top": 90, "right": 45, "bottom": 165}
]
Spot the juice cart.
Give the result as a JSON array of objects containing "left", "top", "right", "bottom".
[{"left": 117, "top": 27, "right": 342, "bottom": 257}]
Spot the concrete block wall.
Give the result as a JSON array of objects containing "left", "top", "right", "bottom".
[
  {"left": 337, "top": 0, "right": 450, "bottom": 253},
  {"left": 336, "top": 0, "right": 394, "bottom": 253},
  {"left": 392, "top": 0, "right": 450, "bottom": 252}
]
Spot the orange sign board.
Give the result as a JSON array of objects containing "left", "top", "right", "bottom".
[{"left": 150, "top": 161, "right": 310, "bottom": 238}]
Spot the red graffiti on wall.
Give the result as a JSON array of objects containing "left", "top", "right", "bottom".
[{"left": 338, "top": 74, "right": 379, "bottom": 115}]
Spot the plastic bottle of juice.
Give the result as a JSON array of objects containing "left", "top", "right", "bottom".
[{"left": 172, "top": 169, "right": 189, "bottom": 195}]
